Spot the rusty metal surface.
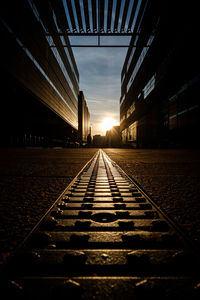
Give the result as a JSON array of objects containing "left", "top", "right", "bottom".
[{"left": 1, "top": 150, "right": 200, "bottom": 299}]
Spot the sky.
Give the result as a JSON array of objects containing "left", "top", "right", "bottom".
[
  {"left": 61, "top": 0, "right": 142, "bottom": 136},
  {"left": 71, "top": 36, "right": 130, "bottom": 136}
]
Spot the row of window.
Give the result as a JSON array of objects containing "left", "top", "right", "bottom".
[
  {"left": 60, "top": 36, "right": 79, "bottom": 84},
  {"left": 121, "top": 73, "right": 155, "bottom": 123},
  {"left": 120, "top": 103, "right": 135, "bottom": 124},
  {"left": 143, "top": 75, "right": 155, "bottom": 99},
  {"left": 52, "top": 9, "right": 79, "bottom": 84},
  {"left": 121, "top": 0, "right": 145, "bottom": 85},
  {"left": 127, "top": 103, "right": 135, "bottom": 118},
  {"left": 169, "top": 102, "right": 198, "bottom": 120},
  {"left": 120, "top": 94, "right": 125, "bottom": 105},
  {"left": 29, "top": 0, "right": 79, "bottom": 100},
  {"left": 50, "top": 42, "right": 78, "bottom": 102},
  {"left": 21, "top": 44, "right": 78, "bottom": 125},
  {"left": 126, "top": 35, "right": 154, "bottom": 93},
  {"left": 27, "top": 0, "right": 79, "bottom": 121},
  {"left": 124, "top": 35, "right": 139, "bottom": 78},
  {"left": 120, "top": 114, "right": 126, "bottom": 123},
  {"left": 1, "top": 17, "right": 78, "bottom": 129},
  {"left": 121, "top": 35, "right": 139, "bottom": 87},
  {"left": 121, "top": 121, "right": 137, "bottom": 143},
  {"left": 127, "top": 122, "right": 137, "bottom": 141}
]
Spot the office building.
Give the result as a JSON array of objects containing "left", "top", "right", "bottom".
[
  {"left": 78, "top": 91, "right": 91, "bottom": 146},
  {"left": 93, "top": 135, "right": 106, "bottom": 148},
  {"left": 0, "top": 0, "right": 80, "bottom": 146},
  {"left": 105, "top": 126, "right": 121, "bottom": 148},
  {"left": 120, "top": 1, "right": 200, "bottom": 147}
]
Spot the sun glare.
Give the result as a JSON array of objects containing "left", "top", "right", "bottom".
[{"left": 101, "top": 117, "right": 117, "bottom": 133}]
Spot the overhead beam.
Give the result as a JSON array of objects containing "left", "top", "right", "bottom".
[
  {"left": 113, "top": 0, "right": 122, "bottom": 32},
  {"left": 33, "top": 0, "right": 147, "bottom": 35},
  {"left": 132, "top": 0, "right": 148, "bottom": 34},
  {"left": 107, "top": 0, "right": 113, "bottom": 32},
  {"left": 99, "top": 0, "right": 105, "bottom": 32},
  {"left": 91, "top": 0, "right": 97, "bottom": 32},
  {"left": 65, "top": 0, "right": 77, "bottom": 31},
  {"left": 83, "top": 0, "right": 90, "bottom": 32},
  {"left": 46, "top": 32, "right": 135, "bottom": 36},
  {"left": 120, "top": 0, "right": 130, "bottom": 32},
  {"left": 51, "top": 45, "right": 130, "bottom": 48},
  {"left": 74, "top": 0, "right": 84, "bottom": 32},
  {"left": 127, "top": 0, "right": 139, "bottom": 31},
  {"left": 50, "top": 0, "right": 70, "bottom": 32}
]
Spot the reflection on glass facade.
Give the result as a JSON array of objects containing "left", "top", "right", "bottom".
[
  {"left": 120, "top": 1, "right": 199, "bottom": 147},
  {"left": 168, "top": 76, "right": 200, "bottom": 131},
  {"left": 60, "top": 36, "right": 79, "bottom": 84},
  {"left": 143, "top": 75, "right": 155, "bottom": 99},
  {"left": 127, "top": 103, "right": 135, "bottom": 118},
  {"left": 126, "top": 35, "right": 154, "bottom": 93},
  {"left": 50, "top": 45, "right": 78, "bottom": 101},
  {"left": 78, "top": 91, "right": 91, "bottom": 145},
  {"left": 1, "top": 0, "right": 80, "bottom": 131}
]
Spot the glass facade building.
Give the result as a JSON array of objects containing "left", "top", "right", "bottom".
[
  {"left": 78, "top": 91, "right": 91, "bottom": 146},
  {"left": 0, "top": 0, "right": 80, "bottom": 146},
  {"left": 120, "top": 1, "right": 200, "bottom": 147}
]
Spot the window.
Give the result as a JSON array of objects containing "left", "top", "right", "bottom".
[
  {"left": 128, "top": 122, "right": 137, "bottom": 141},
  {"left": 120, "top": 114, "right": 126, "bottom": 123},
  {"left": 120, "top": 94, "right": 126, "bottom": 105},
  {"left": 126, "top": 35, "right": 154, "bottom": 93},
  {"left": 121, "top": 129, "right": 127, "bottom": 144},
  {"left": 143, "top": 75, "right": 155, "bottom": 99},
  {"left": 127, "top": 103, "right": 135, "bottom": 118}
]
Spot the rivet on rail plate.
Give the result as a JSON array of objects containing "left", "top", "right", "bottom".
[
  {"left": 134, "top": 279, "right": 163, "bottom": 299},
  {"left": 52, "top": 279, "right": 82, "bottom": 298},
  {"left": 63, "top": 251, "right": 87, "bottom": 265},
  {"left": 127, "top": 251, "right": 150, "bottom": 265}
]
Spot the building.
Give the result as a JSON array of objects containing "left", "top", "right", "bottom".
[
  {"left": 105, "top": 126, "right": 121, "bottom": 148},
  {"left": 93, "top": 135, "right": 106, "bottom": 148},
  {"left": 78, "top": 91, "right": 91, "bottom": 146},
  {"left": 120, "top": 1, "right": 200, "bottom": 148},
  {"left": 0, "top": 0, "right": 80, "bottom": 146}
]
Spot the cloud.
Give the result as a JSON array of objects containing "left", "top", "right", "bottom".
[{"left": 72, "top": 43, "right": 128, "bottom": 135}]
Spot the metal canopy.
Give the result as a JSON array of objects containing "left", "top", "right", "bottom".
[
  {"left": 52, "top": 0, "right": 143, "bottom": 35},
  {"left": 41, "top": 0, "right": 147, "bottom": 47}
]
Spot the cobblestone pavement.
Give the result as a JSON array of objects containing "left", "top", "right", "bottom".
[{"left": 0, "top": 147, "right": 200, "bottom": 262}]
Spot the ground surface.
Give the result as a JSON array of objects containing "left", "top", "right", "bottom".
[
  {"left": 0, "top": 148, "right": 97, "bottom": 261},
  {"left": 104, "top": 148, "right": 200, "bottom": 245},
  {"left": 0, "top": 147, "right": 200, "bottom": 262}
]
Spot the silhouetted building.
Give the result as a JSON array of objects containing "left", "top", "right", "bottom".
[
  {"left": 120, "top": 1, "right": 200, "bottom": 148},
  {"left": 105, "top": 126, "right": 121, "bottom": 148},
  {"left": 0, "top": 0, "right": 79, "bottom": 146},
  {"left": 93, "top": 135, "right": 106, "bottom": 148},
  {"left": 87, "top": 133, "right": 92, "bottom": 147},
  {"left": 78, "top": 91, "right": 91, "bottom": 146}
]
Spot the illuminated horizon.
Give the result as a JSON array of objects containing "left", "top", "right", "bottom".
[{"left": 71, "top": 40, "right": 129, "bottom": 137}]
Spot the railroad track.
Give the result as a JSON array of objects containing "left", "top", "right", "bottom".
[{"left": 1, "top": 149, "right": 200, "bottom": 299}]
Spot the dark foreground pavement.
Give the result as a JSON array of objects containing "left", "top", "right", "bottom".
[
  {"left": 0, "top": 147, "right": 200, "bottom": 262},
  {"left": 0, "top": 148, "right": 97, "bottom": 262},
  {"left": 104, "top": 148, "right": 200, "bottom": 245}
]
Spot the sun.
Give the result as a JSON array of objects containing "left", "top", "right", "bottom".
[{"left": 101, "top": 117, "right": 117, "bottom": 133}]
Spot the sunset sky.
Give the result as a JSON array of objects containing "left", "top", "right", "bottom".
[{"left": 71, "top": 36, "right": 130, "bottom": 136}]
